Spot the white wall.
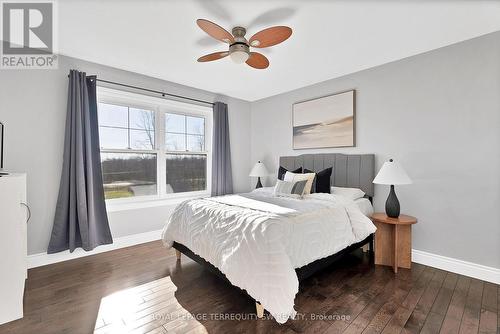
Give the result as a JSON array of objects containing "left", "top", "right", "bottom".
[
  {"left": 250, "top": 32, "right": 500, "bottom": 269},
  {"left": 0, "top": 55, "right": 251, "bottom": 255}
]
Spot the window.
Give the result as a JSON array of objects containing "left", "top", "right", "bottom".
[
  {"left": 165, "top": 113, "right": 207, "bottom": 193},
  {"left": 97, "top": 87, "right": 212, "bottom": 202}
]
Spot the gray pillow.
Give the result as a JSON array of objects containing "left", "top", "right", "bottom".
[{"left": 273, "top": 179, "right": 308, "bottom": 198}]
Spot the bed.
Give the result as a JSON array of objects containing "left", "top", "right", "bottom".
[{"left": 162, "top": 153, "right": 376, "bottom": 323}]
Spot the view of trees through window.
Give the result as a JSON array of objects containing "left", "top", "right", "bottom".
[
  {"left": 97, "top": 102, "right": 208, "bottom": 200},
  {"left": 101, "top": 153, "right": 157, "bottom": 199},
  {"left": 166, "top": 154, "right": 206, "bottom": 193}
]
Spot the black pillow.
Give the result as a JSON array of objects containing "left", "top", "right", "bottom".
[
  {"left": 304, "top": 167, "right": 333, "bottom": 193},
  {"left": 278, "top": 166, "right": 303, "bottom": 180}
]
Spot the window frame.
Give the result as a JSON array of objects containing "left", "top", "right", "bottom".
[{"left": 97, "top": 86, "right": 213, "bottom": 207}]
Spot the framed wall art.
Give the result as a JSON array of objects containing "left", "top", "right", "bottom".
[{"left": 292, "top": 90, "right": 355, "bottom": 149}]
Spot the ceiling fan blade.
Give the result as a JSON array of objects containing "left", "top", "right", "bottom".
[
  {"left": 249, "top": 26, "right": 292, "bottom": 48},
  {"left": 197, "top": 51, "right": 229, "bottom": 62},
  {"left": 196, "top": 19, "right": 234, "bottom": 44},
  {"left": 246, "top": 52, "right": 269, "bottom": 69}
]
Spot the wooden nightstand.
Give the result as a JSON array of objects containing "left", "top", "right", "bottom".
[{"left": 371, "top": 213, "right": 417, "bottom": 273}]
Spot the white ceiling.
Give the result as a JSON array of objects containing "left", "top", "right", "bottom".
[{"left": 58, "top": 0, "right": 500, "bottom": 101}]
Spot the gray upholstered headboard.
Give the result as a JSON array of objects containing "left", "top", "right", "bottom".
[{"left": 279, "top": 153, "right": 375, "bottom": 197}]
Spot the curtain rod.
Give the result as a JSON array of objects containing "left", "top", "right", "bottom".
[{"left": 67, "top": 74, "right": 215, "bottom": 106}]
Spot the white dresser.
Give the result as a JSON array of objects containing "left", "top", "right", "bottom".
[{"left": 0, "top": 173, "right": 28, "bottom": 325}]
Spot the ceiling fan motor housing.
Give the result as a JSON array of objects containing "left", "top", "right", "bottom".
[
  {"left": 232, "top": 26, "right": 247, "bottom": 39},
  {"left": 229, "top": 42, "right": 249, "bottom": 54}
]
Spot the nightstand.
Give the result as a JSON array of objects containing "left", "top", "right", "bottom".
[{"left": 371, "top": 213, "right": 417, "bottom": 273}]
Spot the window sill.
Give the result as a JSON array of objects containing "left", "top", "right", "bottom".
[{"left": 106, "top": 193, "right": 209, "bottom": 213}]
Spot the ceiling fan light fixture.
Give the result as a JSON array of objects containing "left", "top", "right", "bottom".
[
  {"left": 230, "top": 50, "right": 250, "bottom": 64},
  {"left": 229, "top": 42, "right": 250, "bottom": 64}
]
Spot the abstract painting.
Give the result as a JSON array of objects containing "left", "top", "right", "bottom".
[{"left": 292, "top": 90, "right": 355, "bottom": 149}]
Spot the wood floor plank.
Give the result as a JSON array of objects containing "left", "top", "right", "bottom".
[
  {"left": 478, "top": 282, "right": 497, "bottom": 334},
  {"left": 0, "top": 241, "right": 497, "bottom": 334},
  {"left": 381, "top": 266, "right": 437, "bottom": 334},
  {"left": 401, "top": 269, "right": 447, "bottom": 333},
  {"left": 430, "top": 273, "right": 459, "bottom": 316},
  {"left": 290, "top": 269, "right": 371, "bottom": 332},
  {"left": 343, "top": 268, "right": 405, "bottom": 334},
  {"left": 323, "top": 266, "right": 394, "bottom": 333},
  {"left": 439, "top": 275, "right": 471, "bottom": 334},
  {"left": 458, "top": 278, "right": 484, "bottom": 334},
  {"left": 362, "top": 267, "right": 426, "bottom": 334},
  {"left": 497, "top": 286, "right": 500, "bottom": 334},
  {"left": 300, "top": 255, "right": 374, "bottom": 317},
  {"left": 419, "top": 272, "right": 459, "bottom": 333},
  {"left": 291, "top": 253, "right": 375, "bottom": 333}
]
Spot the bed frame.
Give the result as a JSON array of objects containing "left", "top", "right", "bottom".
[{"left": 173, "top": 153, "right": 376, "bottom": 319}]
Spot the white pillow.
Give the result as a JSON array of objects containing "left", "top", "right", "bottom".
[
  {"left": 331, "top": 186, "right": 365, "bottom": 200},
  {"left": 284, "top": 171, "right": 316, "bottom": 195},
  {"left": 273, "top": 179, "right": 308, "bottom": 198}
]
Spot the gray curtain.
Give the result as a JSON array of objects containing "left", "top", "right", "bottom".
[
  {"left": 48, "top": 70, "right": 113, "bottom": 253},
  {"left": 211, "top": 102, "right": 233, "bottom": 196}
]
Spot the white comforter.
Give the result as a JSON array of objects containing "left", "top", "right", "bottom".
[{"left": 161, "top": 187, "right": 376, "bottom": 323}]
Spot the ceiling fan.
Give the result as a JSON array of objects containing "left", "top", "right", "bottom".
[{"left": 196, "top": 19, "right": 292, "bottom": 69}]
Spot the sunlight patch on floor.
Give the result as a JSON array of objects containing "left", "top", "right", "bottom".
[{"left": 93, "top": 276, "right": 206, "bottom": 334}]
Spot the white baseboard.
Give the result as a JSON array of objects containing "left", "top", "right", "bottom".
[
  {"left": 27, "top": 229, "right": 163, "bottom": 269},
  {"left": 412, "top": 249, "right": 500, "bottom": 285}
]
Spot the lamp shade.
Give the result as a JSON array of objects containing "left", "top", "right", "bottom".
[
  {"left": 249, "top": 161, "right": 269, "bottom": 177},
  {"left": 373, "top": 159, "right": 412, "bottom": 185}
]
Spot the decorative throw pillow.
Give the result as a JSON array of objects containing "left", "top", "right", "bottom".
[
  {"left": 274, "top": 180, "right": 308, "bottom": 198},
  {"left": 304, "top": 167, "right": 333, "bottom": 194},
  {"left": 283, "top": 171, "right": 316, "bottom": 195},
  {"left": 278, "top": 166, "right": 302, "bottom": 181}
]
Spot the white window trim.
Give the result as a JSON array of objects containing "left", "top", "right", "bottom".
[{"left": 97, "top": 86, "right": 213, "bottom": 210}]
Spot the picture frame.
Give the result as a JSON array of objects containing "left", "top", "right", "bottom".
[{"left": 292, "top": 89, "right": 355, "bottom": 149}]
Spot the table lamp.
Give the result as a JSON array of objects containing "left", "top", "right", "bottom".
[
  {"left": 249, "top": 161, "right": 269, "bottom": 189},
  {"left": 373, "top": 159, "right": 412, "bottom": 218}
]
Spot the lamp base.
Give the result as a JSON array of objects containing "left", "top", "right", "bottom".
[
  {"left": 385, "top": 185, "right": 400, "bottom": 218},
  {"left": 255, "top": 177, "right": 263, "bottom": 189}
]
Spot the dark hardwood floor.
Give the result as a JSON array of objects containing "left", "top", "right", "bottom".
[{"left": 0, "top": 241, "right": 497, "bottom": 334}]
